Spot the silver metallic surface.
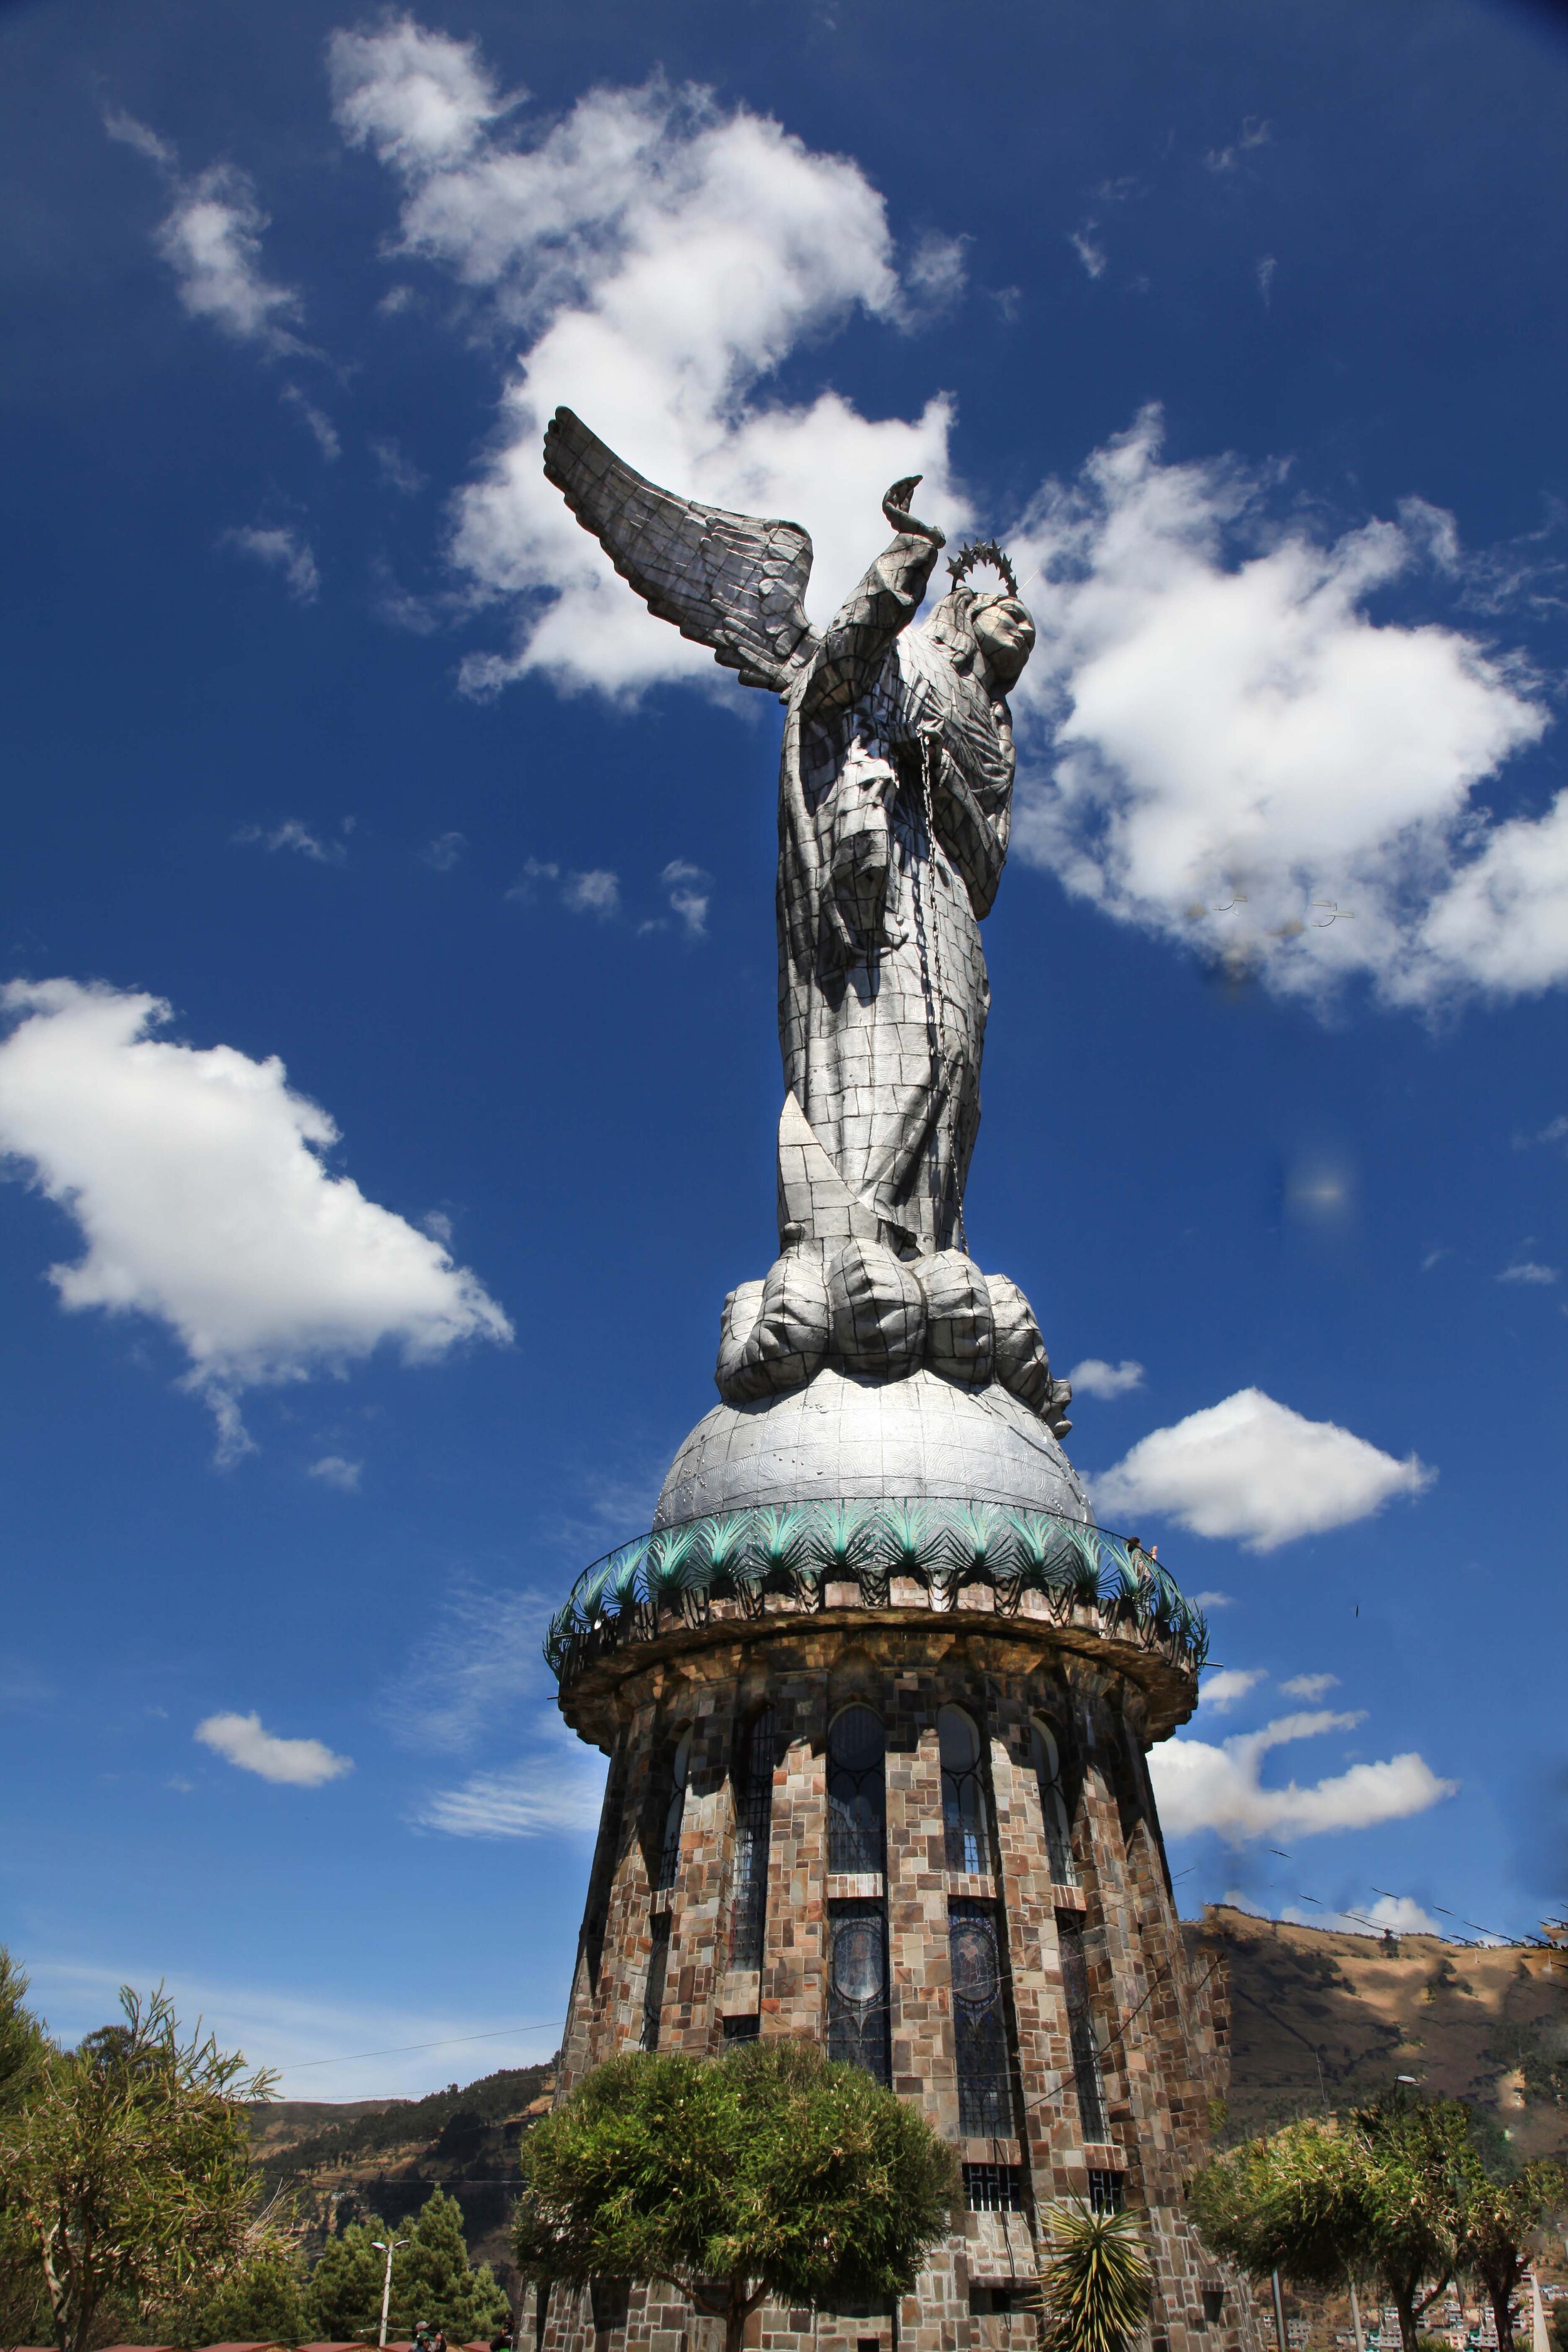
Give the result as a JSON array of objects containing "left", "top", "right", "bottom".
[{"left": 655, "top": 1367, "right": 1093, "bottom": 1527}]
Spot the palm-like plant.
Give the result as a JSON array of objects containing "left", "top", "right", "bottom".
[
  {"left": 808, "top": 1498, "right": 877, "bottom": 1579},
  {"left": 1031, "top": 2201, "right": 1152, "bottom": 2352}
]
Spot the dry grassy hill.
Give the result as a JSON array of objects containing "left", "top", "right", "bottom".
[{"left": 1184, "top": 1906, "right": 1568, "bottom": 2159}]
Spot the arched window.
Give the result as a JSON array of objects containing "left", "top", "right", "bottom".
[
  {"left": 940, "top": 1705, "right": 992, "bottom": 1875},
  {"left": 948, "top": 1900, "right": 1016, "bottom": 2135},
  {"left": 827, "top": 1705, "right": 885, "bottom": 1874},
  {"left": 655, "top": 1728, "right": 691, "bottom": 1890},
  {"left": 1031, "top": 1719, "right": 1077, "bottom": 1886},
  {"left": 827, "top": 1899, "right": 890, "bottom": 2084},
  {"left": 729, "top": 1707, "right": 776, "bottom": 1971}
]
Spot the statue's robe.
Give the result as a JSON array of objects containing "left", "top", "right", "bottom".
[{"left": 776, "top": 531, "right": 1016, "bottom": 1258}]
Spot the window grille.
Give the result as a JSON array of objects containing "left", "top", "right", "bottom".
[
  {"left": 940, "top": 1706, "right": 992, "bottom": 1875},
  {"left": 1086, "top": 2168, "right": 1125, "bottom": 2215},
  {"left": 640, "top": 1914, "right": 670, "bottom": 2051},
  {"left": 828, "top": 1706, "right": 886, "bottom": 1873},
  {"left": 1030, "top": 1720, "right": 1077, "bottom": 1885},
  {"left": 827, "top": 1898, "right": 890, "bottom": 2084},
  {"left": 1056, "top": 1911, "right": 1108, "bottom": 2141},
  {"left": 948, "top": 1899, "right": 1016, "bottom": 2136},
  {"left": 655, "top": 1730, "right": 691, "bottom": 1889},
  {"left": 729, "top": 1707, "right": 775, "bottom": 1969},
  {"left": 963, "top": 2162, "right": 1025, "bottom": 2213}
]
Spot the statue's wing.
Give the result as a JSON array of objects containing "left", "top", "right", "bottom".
[{"left": 544, "top": 407, "right": 818, "bottom": 694}]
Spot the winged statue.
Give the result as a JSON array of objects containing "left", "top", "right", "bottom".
[{"left": 544, "top": 408, "right": 1071, "bottom": 1436}]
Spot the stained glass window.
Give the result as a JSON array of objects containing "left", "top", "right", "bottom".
[
  {"left": 1030, "top": 1719, "right": 1077, "bottom": 1886},
  {"left": 729, "top": 1707, "right": 775, "bottom": 1969},
  {"left": 828, "top": 1705, "right": 886, "bottom": 1874},
  {"left": 940, "top": 1706, "right": 992, "bottom": 1875},
  {"left": 1056, "top": 1910, "right": 1108, "bottom": 2141},
  {"left": 641, "top": 1913, "right": 670, "bottom": 2051},
  {"left": 948, "top": 1899, "right": 1015, "bottom": 2135},
  {"left": 827, "top": 1898, "right": 890, "bottom": 2084},
  {"left": 655, "top": 1729, "right": 691, "bottom": 1890}
]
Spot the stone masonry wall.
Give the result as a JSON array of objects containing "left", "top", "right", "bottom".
[{"left": 539, "top": 1619, "right": 1259, "bottom": 2352}]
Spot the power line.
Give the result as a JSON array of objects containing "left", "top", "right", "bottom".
[{"left": 277, "top": 2022, "right": 563, "bottom": 2074}]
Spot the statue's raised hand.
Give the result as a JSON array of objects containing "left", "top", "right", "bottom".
[{"left": 882, "top": 475, "right": 945, "bottom": 548}]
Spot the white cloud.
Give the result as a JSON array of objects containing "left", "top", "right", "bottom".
[
  {"left": 660, "top": 859, "right": 711, "bottom": 937},
  {"left": 1283, "top": 1892, "right": 1443, "bottom": 1937},
  {"left": 223, "top": 526, "right": 320, "bottom": 603},
  {"left": 384, "top": 1582, "right": 553, "bottom": 1756},
  {"left": 1191, "top": 1589, "right": 1233, "bottom": 1609},
  {"left": 421, "top": 830, "right": 467, "bottom": 871},
  {"left": 0, "top": 980, "right": 511, "bottom": 1453},
  {"left": 414, "top": 1749, "right": 606, "bottom": 1838},
  {"left": 195, "top": 1710, "right": 352, "bottom": 1787},
  {"left": 1009, "top": 408, "right": 1555, "bottom": 1008},
  {"left": 1281, "top": 1672, "right": 1340, "bottom": 1701},
  {"left": 328, "top": 21, "right": 967, "bottom": 697},
  {"left": 1499, "top": 1259, "right": 1559, "bottom": 1285},
  {"left": 1067, "top": 1356, "right": 1144, "bottom": 1399},
  {"left": 1094, "top": 1387, "right": 1433, "bottom": 1552},
  {"left": 373, "top": 436, "right": 428, "bottom": 495},
  {"left": 282, "top": 386, "right": 341, "bottom": 460},
  {"left": 508, "top": 859, "right": 620, "bottom": 916},
  {"left": 1201, "top": 1667, "right": 1266, "bottom": 1714},
  {"left": 234, "top": 817, "right": 343, "bottom": 862},
  {"left": 560, "top": 869, "right": 620, "bottom": 918},
  {"left": 329, "top": 18, "right": 514, "bottom": 173},
  {"left": 307, "top": 1454, "right": 362, "bottom": 1492},
  {"left": 1150, "top": 1709, "right": 1455, "bottom": 1843},
  {"left": 903, "top": 230, "right": 968, "bottom": 317},
  {"left": 1069, "top": 226, "right": 1107, "bottom": 280},
  {"left": 106, "top": 110, "right": 304, "bottom": 355}
]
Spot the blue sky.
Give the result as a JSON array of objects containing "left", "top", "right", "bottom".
[{"left": 3, "top": 0, "right": 1567, "bottom": 2098}]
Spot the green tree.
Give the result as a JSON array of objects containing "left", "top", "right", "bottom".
[
  {"left": 514, "top": 2041, "right": 960, "bottom": 2352},
  {"left": 1455, "top": 2161, "right": 1567, "bottom": 2352},
  {"left": 0, "top": 1984, "right": 272, "bottom": 2352},
  {"left": 176, "top": 2223, "right": 313, "bottom": 2349},
  {"left": 0, "top": 1951, "right": 47, "bottom": 2117},
  {"left": 300, "top": 2214, "right": 391, "bottom": 2343},
  {"left": 305, "top": 2194, "right": 508, "bottom": 2344},
  {"left": 1031, "top": 2203, "right": 1152, "bottom": 2352},
  {"left": 1192, "top": 2095, "right": 1496, "bottom": 2352}
]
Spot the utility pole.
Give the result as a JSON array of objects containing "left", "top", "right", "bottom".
[
  {"left": 371, "top": 2237, "right": 408, "bottom": 2349},
  {"left": 1272, "top": 2272, "right": 1290, "bottom": 2352}
]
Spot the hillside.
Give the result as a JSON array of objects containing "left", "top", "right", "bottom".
[
  {"left": 252, "top": 2063, "right": 556, "bottom": 2292},
  {"left": 1185, "top": 1905, "right": 1568, "bottom": 2158}
]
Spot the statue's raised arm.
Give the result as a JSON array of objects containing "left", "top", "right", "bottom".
[{"left": 543, "top": 407, "right": 820, "bottom": 696}]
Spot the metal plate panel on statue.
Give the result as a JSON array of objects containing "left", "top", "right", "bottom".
[{"left": 654, "top": 1366, "right": 1093, "bottom": 1530}]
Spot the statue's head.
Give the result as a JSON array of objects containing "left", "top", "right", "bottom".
[
  {"left": 970, "top": 593, "right": 1036, "bottom": 689},
  {"left": 925, "top": 539, "right": 1035, "bottom": 691},
  {"left": 923, "top": 585, "right": 1036, "bottom": 691}
]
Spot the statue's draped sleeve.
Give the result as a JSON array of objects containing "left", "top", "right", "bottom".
[
  {"left": 797, "top": 529, "right": 946, "bottom": 727},
  {"left": 778, "top": 526, "right": 944, "bottom": 986}
]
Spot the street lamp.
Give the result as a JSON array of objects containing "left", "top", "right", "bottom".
[{"left": 371, "top": 2238, "right": 409, "bottom": 2349}]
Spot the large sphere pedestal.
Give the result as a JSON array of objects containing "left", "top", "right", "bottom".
[{"left": 537, "top": 1374, "right": 1256, "bottom": 2352}]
